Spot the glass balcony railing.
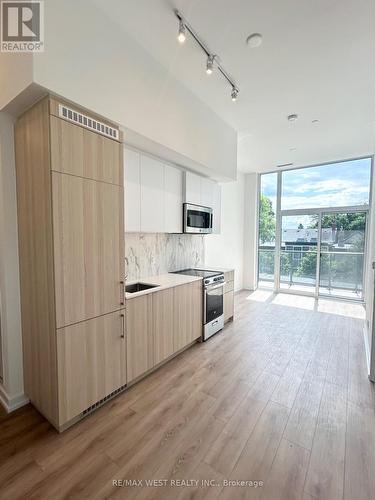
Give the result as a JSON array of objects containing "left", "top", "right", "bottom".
[
  {"left": 258, "top": 248, "right": 275, "bottom": 282},
  {"left": 319, "top": 252, "right": 364, "bottom": 293},
  {"left": 258, "top": 247, "right": 365, "bottom": 298},
  {"left": 280, "top": 249, "right": 316, "bottom": 287}
]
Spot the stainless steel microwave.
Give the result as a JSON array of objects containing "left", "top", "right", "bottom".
[{"left": 183, "top": 203, "right": 213, "bottom": 234}]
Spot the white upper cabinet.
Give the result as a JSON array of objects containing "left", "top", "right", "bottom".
[
  {"left": 184, "top": 171, "right": 201, "bottom": 205},
  {"left": 140, "top": 155, "right": 164, "bottom": 233},
  {"left": 184, "top": 172, "right": 221, "bottom": 234},
  {"left": 124, "top": 149, "right": 221, "bottom": 234},
  {"left": 200, "top": 177, "right": 215, "bottom": 208},
  {"left": 164, "top": 165, "right": 183, "bottom": 233},
  {"left": 124, "top": 148, "right": 141, "bottom": 232}
]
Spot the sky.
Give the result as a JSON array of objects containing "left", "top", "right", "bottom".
[{"left": 261, "top": 158, "right": 372, "bottom": 229}]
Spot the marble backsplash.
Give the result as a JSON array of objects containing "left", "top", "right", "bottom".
[{"left": 125, "top": 233, "right": 205, "bottom": 281}]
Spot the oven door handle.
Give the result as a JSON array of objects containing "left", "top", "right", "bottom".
[{"left": 205, "top": 281, "right": 226, "bottom": 291}]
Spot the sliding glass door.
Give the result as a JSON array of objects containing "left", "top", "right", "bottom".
[
  {"left": 319, "top": 211, "right": 367, "bottom": 299},
  {"left": 279, "top": 214, "right": 318, "bottom": 293},
  {"left": 257, "top": 157, "right": 372, "bottom": 301}
]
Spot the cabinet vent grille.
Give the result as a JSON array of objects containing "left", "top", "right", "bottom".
[
  {"left": 58, "top": 104, "right": 119, "bottom": 140},
  {"left": 82, "top": 384, "right": 127, "bottom": 416}
]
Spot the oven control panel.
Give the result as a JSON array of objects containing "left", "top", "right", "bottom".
[{"left": 204, "top": 274, "right": 225, "bottom": 287}]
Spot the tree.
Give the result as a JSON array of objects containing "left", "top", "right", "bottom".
[
  {"left": 309, "top": 212, "right": 366, "bottom": 231},
  {"left": 296, "top": 250, "right": 317, "bottom": 277},
  {"left": 259, "top": 195, "right": 276, "bottom": 244}
]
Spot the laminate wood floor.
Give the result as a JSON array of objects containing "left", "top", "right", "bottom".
[{"left": 1, "top": 290, "right": 374, "bottom": 500}]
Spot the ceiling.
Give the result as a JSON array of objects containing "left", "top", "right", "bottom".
[{"left": 93, "top": 0, "right": 375, "bottom": 173}]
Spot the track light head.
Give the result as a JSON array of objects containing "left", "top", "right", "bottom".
[
  {"left": 206, "top": 55, "right": 215, "bottom": 75},
  {"left": 174, "top": 10, "right": 240, "bottom": 101},
  {"left": 177, "top": 20, "right": 186, "bottom": 43},
  {"left": 231, "top": 87, "right": 239, "bottom": 101}
]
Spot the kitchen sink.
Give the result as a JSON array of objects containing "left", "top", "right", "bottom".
[{"left": 125, "top": 282, "right": 159, "bottom": 293}]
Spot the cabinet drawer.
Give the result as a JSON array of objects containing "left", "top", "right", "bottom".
[
  {"left": 224, "top": 281, "right": 234, "bottom": 294},
  {"left": 57, "top": 310, "right": 126, "bottom": 424},
  {"left": 224, "top": 270, "right": 234, "bottom": 283},
  {"left": 50, "top": 116, "right": 122, "bottom": 185}
]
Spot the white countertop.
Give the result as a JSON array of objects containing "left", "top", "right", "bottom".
[
  {"left": 125, "top": 273, "right": 202, "bottom": 300},
  {"left": 196, "top": 266, "right": 234, "bottom": 273}
]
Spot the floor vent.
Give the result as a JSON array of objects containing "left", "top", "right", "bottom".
[
  {"left": 82, "top": 384, "right": 127, "bottom": 416},
  {"left": 58, "top": 104, "right": 119, "bottom": 140}
]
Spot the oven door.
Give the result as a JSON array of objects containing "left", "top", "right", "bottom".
[
  {"left": 204, "top": 283, "right": 224, "bottom": 324},
  {"left": 184, "top": 203, "right": 213, "bottom": 234}
]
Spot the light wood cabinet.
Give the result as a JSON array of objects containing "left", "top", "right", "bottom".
[
  {"left": 124, "top": 148, "right": 141, "bottom": 232},
  {"left": 53, "top": 172, "right": 124, "bottom": 328},
  {"left": 140, "top": 154, "right": 164, "bottom": 232},
  {"left": 126, "top": 294, "right": 154, "bottom": 383},
  {"left": 50, "top": 115, "right": 122, "bottom": 185},
  {"left": 15, "top": 96, "right": 124, "bottom": 431},
  {"left": 57, "top": 310, "right": 126, "bottom": 423},
  {"left": 126, "top": 281, "right": 202, "bottom": 383},
  {"left": 224, "top": 291, "right": 234, "bottom": 322},
  {"left": 223, "top": 270, "right": 235, "bottom": 322},
  {"left": 153, "top": 288, "right": 175, "bottom": 364},
  {"left": 174, "top": 281, "right": 202, "bottom": 351}
]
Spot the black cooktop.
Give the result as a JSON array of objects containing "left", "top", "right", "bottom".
[{"left": 171, "top": 268, "right": 222, "bottom": 279}]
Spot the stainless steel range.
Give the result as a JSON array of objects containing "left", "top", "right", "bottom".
[{"left": 171, "top": 269, "right": 225, "bottom": 341}]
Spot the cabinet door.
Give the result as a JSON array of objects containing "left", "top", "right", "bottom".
[
  {"left": 153, "top": 288, "right": 174, "bottom": 364},
  {"left": 174, "top": 281, "right": 202, "bottom": 351},
  {"left": 200, "top": 177, "right": 215, "bottom": 208},
  {"left": 53, "top": 172, "right": 125, "bottom": 328},
  {"left": 164, "top": 165, "right": 183, "bottom": 233},
  {"left": 50, "top": 116, "right": 122, "bottom": 185},
  {"left": 140, "top": 155, "right": 164, "bottom": 232},
  {"left": 124, "top": 148, "right": 141, "bottom": 232},
  {"left": 184, "top": 171, "right": 201, "bottom": 205},
  {"left": 127, "top": 295, "right": 154, "bottom": 382},
  {"left": 224, "top": 291, "right": 234, "bottom": 322},
  {"left": 57, "top": 310, "right": 126, "bottom": 425}
]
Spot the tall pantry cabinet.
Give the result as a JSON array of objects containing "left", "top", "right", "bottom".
[{"left": 15, "top": 96, "right": 126, "bottom": 431}]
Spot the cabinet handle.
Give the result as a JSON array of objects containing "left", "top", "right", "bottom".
[
  {"left": 120, "top": 280, "right": 125, "bottom": 305},
  {"left": 120, "top": 313, "right": 125, "bottom": 339}
]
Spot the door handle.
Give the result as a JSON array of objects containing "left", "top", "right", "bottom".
[{"left": 120, "top": 313, "right": 125, "bottom": 339}]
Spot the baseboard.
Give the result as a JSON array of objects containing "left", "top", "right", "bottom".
[{"left": 0, "top": 385, "right": 29, "bottom": 413}]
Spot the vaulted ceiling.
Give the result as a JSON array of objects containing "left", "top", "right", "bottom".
[{"left": 94, "top": 0, "right": 375, "bottom": 172}]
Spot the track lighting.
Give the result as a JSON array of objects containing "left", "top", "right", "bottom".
[
  {"left": 177, "top": 19, "right": 186, "bottom": 43},
  {"left": 231, "top": 87, "right": 239, "bottom": 101},
  {"left": 175, "top": 10, "right": 239, "bottom": 102},
  {"left": 206, "top": 55, "right": 215, "bottom": 75}
]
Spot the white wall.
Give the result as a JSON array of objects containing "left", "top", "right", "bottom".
[
  {"left": 0, "top": 52, "right": 33, "bottom": 111},
  {"left": 0, "top": 112, "right": 25, "bottom": 411},
  {"left": 243, "top": 173, "right": 259, "bottom": 290},
  {"left": 27, "top": 0, "right": 237, "bottom": 181},
  {"left": 205, "top": 173, "right": 245, "bottom": 291}
]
